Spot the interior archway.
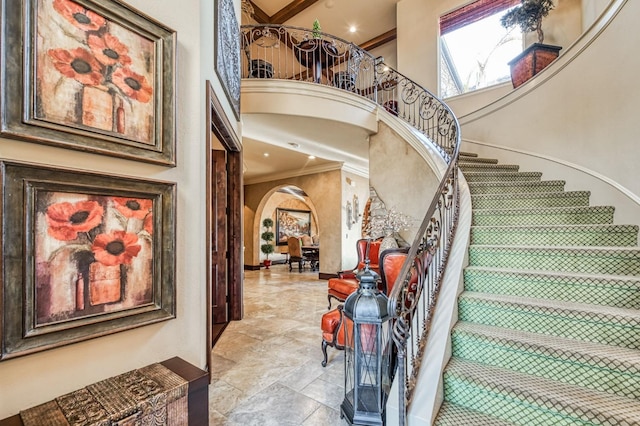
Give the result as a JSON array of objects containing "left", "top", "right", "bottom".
[{"left": 253, "top": 184, "right": 321, "bottom": 268}]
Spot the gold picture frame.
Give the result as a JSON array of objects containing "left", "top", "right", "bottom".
[
  {"left": 0, "top": 160, "right": 176, "bottom": 360},
  {"left": 0, "top": 0, "right": 177, "bottom": 165}
]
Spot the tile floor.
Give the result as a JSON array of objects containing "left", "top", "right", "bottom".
[{"left": 209, "top": 265, "right": 350, "bottom": 425}]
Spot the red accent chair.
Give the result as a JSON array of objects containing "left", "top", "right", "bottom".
[
  {"left": 321, "top": 247, "right": 410, "bottom": 366},
  {"left": 327, "top": 239, "right": 382, "bottom": 309}
]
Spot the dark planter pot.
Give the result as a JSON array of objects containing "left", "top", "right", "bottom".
[
  {"left": 263, "top": 259, "right": 272, "bottom": 269},
  {"left": 508, "top": 43, "right": 562, "bottom": 88}
]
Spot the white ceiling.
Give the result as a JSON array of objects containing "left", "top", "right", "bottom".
[
  {"left": 250, "top": 0, "right": 399, "bottom": 45},
  {"left": 242, "top": 113, "right": 371, "bottom": 184},
  {"left": 241, "top": 0, "right": 398, "bottom": 184}
]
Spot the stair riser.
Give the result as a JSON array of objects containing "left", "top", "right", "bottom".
[
  {"left": 468, "top": 248, "right": 640, "bottom": 276},
  {"left": 469, "top": 183, "right": 564, "bottom": 195},
  {"left": 463, "top": 271, "right": 640, "bottom": 309},
  {"left": 460, "top": 165, "right": 520, "bottom": 173},
  {"left": 470, "top": 229, "right": 637, "bottom": 246},
  {"left": 443, "top": 375, "right": 609, "bottom": 426},
  {"left": 458, "top": 158, "right": 498, "bottom": 164},
  {"left": 471, "top": 194, "right": 590, "bottom": 210},
  {"left": 472, "top": 211, "right": 614, "bottom": 226},
  {"left": 451, "top": 332, "right": 640, "bottom": 399},
  {"left": 458, "top": 300, "right": 640, "bottom": 349},
  {"left": 464, "top": 173, "right": 542, "bottom": 183}
]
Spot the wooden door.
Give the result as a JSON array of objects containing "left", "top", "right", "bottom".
[{"left": 211, "top": 149, "right": 228, "bottom": 325}]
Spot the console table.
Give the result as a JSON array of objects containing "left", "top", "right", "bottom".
[{"left": 0, "top": 357, "right": 209, "bottom": 426}]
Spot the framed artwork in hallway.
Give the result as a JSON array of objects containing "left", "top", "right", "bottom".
[
  {"left": 0, "top": 0, "right": 177, "bottom": 166},
  {"left": 0, "top": 161, "right": 177, "bottom": 361},
  {"left": 276, "top": 208, "right": 311, "bottom": 246}
]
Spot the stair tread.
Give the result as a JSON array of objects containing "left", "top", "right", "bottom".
[
  {"left": 454, "top": 322, "right": 640, "bottom": 367},
  {"left": 460, "top": 291, "right": 640, "bottom": 319},
  {"left": 446, "top": 358, "right": 640, "bottom": 423},
  {"left": 458, "top": 157, "right": 499, "bottom": 163},
  {"left": 470, "top": 223, "right": 637, "bottom": 232},
  {"left": 464, "top": 171, "right": 542, "bottom": 177},
  {"left": 459, "top": 151, "right": 479, "bottom": 158},
  {"left": 468, "top": 180, "right": 565, "bottom": 187},
  {"left": 459, "top": 162, "right": 519, "bottom": 169},
  {"left": 469, "top": 244, "right": 640, "bottom": 253},
  {"left": 462, "top": 171, "right": 542, "bottom": 177},
  {"left": 471, "top": 190, "right": 590, "bottom": 199},
  {"left": 464, "top": 265, "right": 640, "bottom": 285},
  {"left": 436, "top": 402, "right": 515, "bottom": 426},
  {"left": 472, "top": 205, "right": 614, "bottom": 215}
]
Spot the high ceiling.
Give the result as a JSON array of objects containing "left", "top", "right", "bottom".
[
  {"left": 248, "top": 0, "right": 399, "bottom": 46},
  {"left": 241, "top": 0, "right": 399, "bottom": 184}
]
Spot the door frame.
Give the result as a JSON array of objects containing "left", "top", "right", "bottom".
[{"left": 205, "top": 80, "right": 243, "bottom": 374}]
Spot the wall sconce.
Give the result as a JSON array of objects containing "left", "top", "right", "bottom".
[
  {"left": 352, "top": 194, "right": 360, "bottom": 224},
  {"left": 346, "top": 200, "right": 353, "bottom": 230}
]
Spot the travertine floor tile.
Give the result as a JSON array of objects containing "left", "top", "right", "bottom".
[{"left": 210, "top": 266, "right": 347, "bottom": 425}]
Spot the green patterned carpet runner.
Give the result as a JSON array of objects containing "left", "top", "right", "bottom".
[{"left": 435, "top": 153, "right": 640, "bottom": 425}]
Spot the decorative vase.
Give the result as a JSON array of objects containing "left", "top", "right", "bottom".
[
  {"left": 88, "top": 262, "right": 122, "bottom": 306},
  {"left": 263, "top": 259, "right": 272, "bottom": 269},
  {"left": 81, "top": 85, "right": 113, "bottom": 131},
  {"left": 379, "top": 228, "right": 398, "bottom": 253}
]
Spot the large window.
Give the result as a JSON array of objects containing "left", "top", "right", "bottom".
[{"left": 440, "top": 0, "right": 522, "bottom": 98}]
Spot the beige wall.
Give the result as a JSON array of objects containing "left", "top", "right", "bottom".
[
  {"left": 460, "top": 0, "right": 640, "bottom": 225},
  {"left": 369, "top": 121, "right": 440, "bottom": 245},
  {"left": 0, "top": 0, "right": 240, "bottom": 418},
  {"left": 341, "top": 171, "right": 371, "bottom": 269},
  {"left": 440, "top": 0, "right": 613, "bottom": 118},
  {"left": 396, "top": 0, "right": 583, "bottom": 94}
]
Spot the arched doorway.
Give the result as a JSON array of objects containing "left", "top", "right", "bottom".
[{"left": 253, "top": 185, "right": 320, "bottom": 269}]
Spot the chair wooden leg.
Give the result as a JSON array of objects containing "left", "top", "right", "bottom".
[
  {"left": 321, "top": 340, "right": 329, "bottom": 367},
  {"left": 327, "top": 294, "right": 344, "bottom": 310}
]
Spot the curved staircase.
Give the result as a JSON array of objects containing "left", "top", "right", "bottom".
[{"left": 435, "top": 152, "right": 640, "bottom": 425}]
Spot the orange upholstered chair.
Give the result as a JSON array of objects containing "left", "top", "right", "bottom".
[
  {"left": 338, "top": 238, "right": 382, "bottom": 279},
  {"left": 321, "top": 247, "right": 410, "bottom": 366},
  {"left": 327, "top": 239, "right": 382, "bottom": 309}
]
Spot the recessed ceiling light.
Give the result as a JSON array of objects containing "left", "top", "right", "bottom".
[
  {"left": 308, "top": 155, "right": 316, "bottom": 160},
  {"left": 349, "top": 26, "right": 356, "bottom": 33},
  {"left": 263, "top": 152, "right": 269, "bottom": 157}
]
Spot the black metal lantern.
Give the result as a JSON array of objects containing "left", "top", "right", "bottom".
[{"left": 341, "top": 260, "right": 391, "bottom": 425}]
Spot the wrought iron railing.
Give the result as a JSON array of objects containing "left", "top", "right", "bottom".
[{"left": 241, "top": 24, "right": 461, "bottom": 425}]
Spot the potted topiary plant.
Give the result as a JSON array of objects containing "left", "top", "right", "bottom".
[
  {"left": 260, "top": 217, "right": 275, "bottom": 269},
  {"left": 501, "top": 0, "right": 561, "bottom": 88}
]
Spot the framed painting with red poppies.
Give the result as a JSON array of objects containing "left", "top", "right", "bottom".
[
  {"left": 0, "top": 161, "right": 176, "bottom": 360},
  {"left": 0, "top": 0, "right": 176, "bottom": 166}
]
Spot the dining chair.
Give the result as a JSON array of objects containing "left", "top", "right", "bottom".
[{"left": 287, "top": 237, "right": 307, "bottom": 272}]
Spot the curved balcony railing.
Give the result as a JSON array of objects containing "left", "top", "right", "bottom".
[{"left": 241, "top": 24, "right": 461, "bottom": 425}]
